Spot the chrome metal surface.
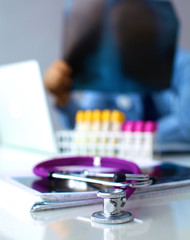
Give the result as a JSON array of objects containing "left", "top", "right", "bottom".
[
  {"left": 52, "top": 172, "right": 152, "bottom": 188},
  {"left": 91, "top": 211, "right": 133, "bottom": 224},
  {"left": 91, "top": 189, "right": 133, "bottom": 224},
  {"left": 83, "top": 170, "right": 150, "bottom": 181}
]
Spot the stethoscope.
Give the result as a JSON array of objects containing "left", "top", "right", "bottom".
[{"left": 33, "top": 156, "right": 154, "bottom": 224}]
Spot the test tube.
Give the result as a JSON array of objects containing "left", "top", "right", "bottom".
[
  {"left": 111, "top": 110, "right": 125, "bottom": 132},
  {"left": 75, "top": 110, "right": 85, "bottom": 131},
  {"left": 121, "top": 121, "right": 135, "bottom": 160},
  {"left": 72, "top": 110, "right": 85, "bottom": 154},
  {"left": 110, "top": 110, "right": 125, "bottom": 156},
  {"left": 143, "top": 121, "right": 157, "bottom": 160},
  {"left": 101, "top": 109, "right": 111, "bottom": 132},
  {"left": 82, "top": 109, "right": 93, "bottom": 155},
  {"left": 91, "top": 109, "right": 102, "bottom": 131},
  {"left": 100, "top": 109, "right": 111, "bottom": 156},
  {"left": 91, "top": 109, "right": 102, "bottom": 155},
  {"left": 83, "top": 109, "right": 93, "bottom": 131},
  {"left": 133, "top": 120, "right": 145, "bottom": 161}
]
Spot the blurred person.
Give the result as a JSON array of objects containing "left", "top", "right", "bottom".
[{"left": 44, "top": 0, "right": 190, "bottom": 144}]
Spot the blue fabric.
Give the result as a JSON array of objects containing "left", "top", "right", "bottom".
[
  {"left": 156, "top": 49, "right": 190, "bottom": 143},
  {"left": 56, "top": 49, "right": 190, "bottom": 143},
  {"left": 57, "top": 0, "right": 190, "bottom": 143}
]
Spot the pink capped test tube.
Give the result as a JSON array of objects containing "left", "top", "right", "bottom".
[
  {"left": 134, "top": 120, "right": 144, "bottom": 132},
  {"left": 133, "top": 120, "right": 145, "bottom": 161},
  {"left": 143, "top": 121, "right": 158, "bottom": 160},
  {"left": 121, "top": 121, "right": 135, "bottom": 159},
  {"left": 144, "top": 121, "right": 157, "bottom": 133},
  {"left": 122, "top": 120, "right": 135, "bottom": 132}
]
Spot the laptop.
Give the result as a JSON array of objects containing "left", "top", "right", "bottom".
[{"left": 0, "top": 60, "right": 58, "bottom": 154}]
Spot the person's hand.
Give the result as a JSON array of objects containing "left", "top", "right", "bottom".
[{"left": 43, "top": 60, "right": 73, "bottom": 107}]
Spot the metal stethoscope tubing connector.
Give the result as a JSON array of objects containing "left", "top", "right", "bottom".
[{"left": 91, "top": 188, "right": 133, "bottom": 224}]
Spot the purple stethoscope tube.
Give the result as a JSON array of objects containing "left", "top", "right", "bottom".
[{"left": 33, "top": 156, "right": 151, "bottom": 198}]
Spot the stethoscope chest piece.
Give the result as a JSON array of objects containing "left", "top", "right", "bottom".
[{"left": 91, "top": 189, "right": 133, "bottom": 224}]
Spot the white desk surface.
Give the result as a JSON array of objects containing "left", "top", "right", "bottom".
[{"left": 0, "top": 145, "right": 190, "bottom": 240}]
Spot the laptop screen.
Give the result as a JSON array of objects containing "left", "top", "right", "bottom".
[{"left": 0, "top": 60, "right": 58, "bottom": 153}]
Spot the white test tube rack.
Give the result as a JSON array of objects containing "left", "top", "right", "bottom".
[{"left": 56, "top": 126, "right": 157, "bottom": 163}]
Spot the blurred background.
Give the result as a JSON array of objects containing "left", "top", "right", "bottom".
[
  {"left": 0, "top": 0, "right": 63, "bottom": 73},
  {"left": 0, "top": 0, "right": 190, "bottom": 133},
  {"left": 0, "top": 0, "right": 190, "bottom": 74}
]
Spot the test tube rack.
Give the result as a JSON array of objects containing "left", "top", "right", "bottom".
[{"left": 56, "top": 129, "right": 157, "bottom": 163}]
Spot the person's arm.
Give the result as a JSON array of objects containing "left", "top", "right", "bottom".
[
  {"left": 44, "top": 60, "right": 114, "bottom": 129},
  {"left": 156, "top": 50, "right": 190, "bottom": 143},
  {"left": 44, "top": 60, "right": 73, "bottom": 107},
  {"left": 44, "top": 59, "right": 78, "bottom": 128}
]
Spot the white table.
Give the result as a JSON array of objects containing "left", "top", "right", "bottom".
[
  {"left": 0, "top": 145, "right": 190, "bottom": 240},
  {"left": 0, "top": 145, "right": 56, "bottom": 173}
]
